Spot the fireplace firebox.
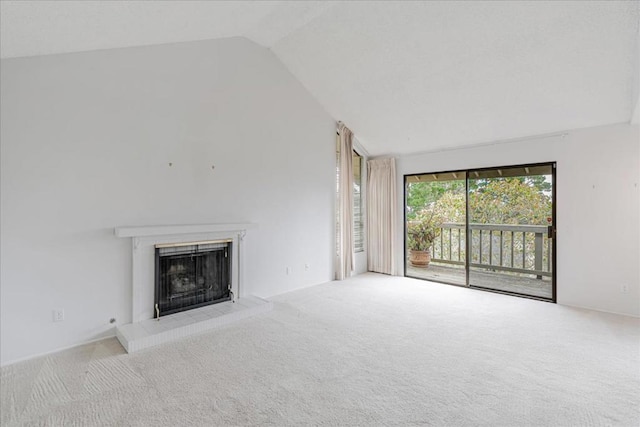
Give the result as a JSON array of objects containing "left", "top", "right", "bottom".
[{"left": 154, "top": 240, "right": 232, "bottom": 317}]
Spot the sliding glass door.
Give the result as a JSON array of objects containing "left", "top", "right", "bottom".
[
  {"left": 467, "top": 164, "right": 554, "bottom": 299},
  {"left": 404, "top": 162, "right": 556, "bottom": 302},
  {"left": 405, "top": 172, "right": 466, "bottom": 286}
]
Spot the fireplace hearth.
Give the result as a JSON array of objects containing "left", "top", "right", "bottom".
[{"left": 155, "top": 240, "right": 231, "bottom": 317}]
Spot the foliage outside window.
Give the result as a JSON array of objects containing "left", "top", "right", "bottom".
[{"left": 405, "top": 173, "right": 552, "bottom": 270}]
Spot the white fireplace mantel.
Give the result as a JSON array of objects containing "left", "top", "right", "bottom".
[
  {"left": 115, "top": 223, "right": 255, "bottom": 323},
  {"left": 115, "top": 223, "right": 256, "bottom": 238}
]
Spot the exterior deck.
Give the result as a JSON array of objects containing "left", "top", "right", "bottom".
[
  {"left": 406, "top": 262, "right": 553, "bottom": 299},
  {"left": 405, "top": 221, "right": 554, "bottom": 300}
]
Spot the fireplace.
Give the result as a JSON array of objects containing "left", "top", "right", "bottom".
[
  {"left": 115, "top": 223, "right": 252, "bottom": 323},
  {"left": 154, "top": 240, "right": 232, "bottom": 317}
]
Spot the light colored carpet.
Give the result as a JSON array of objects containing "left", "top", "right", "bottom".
[{"left": 2, "top": 273, "right": 639, "bottom": 426}]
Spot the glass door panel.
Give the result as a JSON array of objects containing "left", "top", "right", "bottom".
[
  {"left": 467, "top": 164, "right": 554, "bottom": 299},
  {"left": 405, "top": 171, "right": 467, "bottom": 286}
]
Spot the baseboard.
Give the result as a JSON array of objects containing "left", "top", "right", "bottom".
[
  {"left": 559, "top": 302, "right": 640, "bottom": 319},
  {"left": 0, "top": 334, "right": 117, "bottom": 368}
]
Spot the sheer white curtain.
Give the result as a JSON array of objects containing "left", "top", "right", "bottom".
[
  {"left": 367, "top": 158, "right": 397, "bottom": 275},
  {"left": 336, "top": 122, "right": 354, "bottom": 280}
]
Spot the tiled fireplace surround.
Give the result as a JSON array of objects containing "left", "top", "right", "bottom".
[{"left": 114, "top": 224, "right": 272, "bottom": 353}]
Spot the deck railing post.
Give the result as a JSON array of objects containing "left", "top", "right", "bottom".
[
  {"left": 510, "top": 231, "right": 515, "bottom": 269},
  {"left": 534, "top": 231, "right": 543, "bottom": 279},
  {"left": 489, "top": 230, "right": 493, "bottom": 266}
]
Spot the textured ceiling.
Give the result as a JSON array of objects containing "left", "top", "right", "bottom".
[
  {"left": 2, "top": 1, "right": 638, "bottom": 155},
  {"left": 0, "top": 1, "right": 331, "bottom": 58},
  {"left": 271, "top": 1, "right": 640, "bottom": 155}
]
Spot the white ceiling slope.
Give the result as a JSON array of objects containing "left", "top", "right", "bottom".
[
  {"left": 1, "top": 1, "right": 638, "bottom": 155},
  {"left": 0, "top": 1, "right": 332, "bottom": 58},
  {"left": 271, "top": 1, "right": 640, "bottom": 155}
]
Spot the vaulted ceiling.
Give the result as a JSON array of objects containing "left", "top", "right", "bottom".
[{"left": 2, "top": 1, "right": 638, "bottom": 156}]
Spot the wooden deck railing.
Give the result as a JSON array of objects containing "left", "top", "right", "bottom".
[{"left": 430, "top": 223, "right": 552, "bottom": 279}]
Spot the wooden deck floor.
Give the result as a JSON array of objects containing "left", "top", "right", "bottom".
[{"left": 406, "top": 262, "right": 553, "bottom": 299}]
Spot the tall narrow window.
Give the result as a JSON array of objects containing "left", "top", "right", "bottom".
[
  {"left": 336, "top": 139, "right": 363, "bottom": 269},
  {"left": 353, "top": 150, "right": 364, "bottom": 253},
  {"left": 336, "top": 148, "right": 364, "bottom": 252}
]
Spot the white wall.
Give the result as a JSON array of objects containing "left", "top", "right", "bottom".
[
  {"left": 0, "top": 37, "right": 336, "bottom": 365},
  {"left": 396, "top": 123, "right": 640, "bottom": 317}
]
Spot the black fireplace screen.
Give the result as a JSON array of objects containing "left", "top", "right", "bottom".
[{"left": 154, "top": 241, "right": 231, "bottom": 317}]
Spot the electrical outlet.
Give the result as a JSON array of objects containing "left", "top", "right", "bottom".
[
  {"left": 53, "top": 309, "right": 64, "bottom": 322},
  {"left": 621, "top": 284, "right": 629, "bottom": 293},
  {"left": 304, "top": 263, "right": 310, "bottom": 271}
]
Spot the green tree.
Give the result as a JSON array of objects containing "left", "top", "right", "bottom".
[
  {"left": 406, "top": 180, "right": 464, "bottom": 220},
  {"left": 468, "top": 178, "right": 551, "bottom": 225},
  {"left": 407, "top": 177, "right": 551, "bottom": 225}
]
